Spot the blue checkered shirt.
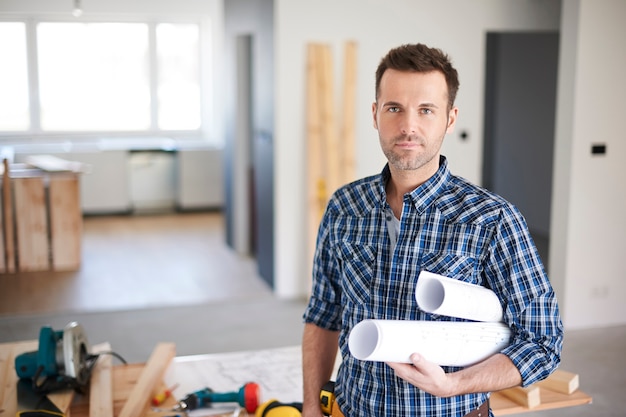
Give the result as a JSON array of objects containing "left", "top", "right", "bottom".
[{"left": 303, "top": 156, "right": 563, "bottom": 416}]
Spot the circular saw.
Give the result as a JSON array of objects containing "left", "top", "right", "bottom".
[{"left": 15, "top": 322, "right": 96, "bottom": 393}]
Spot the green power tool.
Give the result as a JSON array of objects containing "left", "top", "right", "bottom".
[{"left": 14, "top": 322, "right": 97, "bottom": 394}]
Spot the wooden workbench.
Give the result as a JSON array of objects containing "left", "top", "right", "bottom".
[{"left": 1, "top": 342, "right": 592, "bottom": 417}]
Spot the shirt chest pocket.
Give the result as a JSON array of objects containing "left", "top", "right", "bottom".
[
  {"left": 336, "top": 242, "right": 377, "bottom": 305},
  {"left": 420, "top": 252, "right": 479, "bottom": 284}
]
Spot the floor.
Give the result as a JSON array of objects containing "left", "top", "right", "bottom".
[
  {"left": 0, "top": 212, "right": 623, "bottom": 416},
  {"left": 0, "top": 212, "right": 272, "bottom": 315}
]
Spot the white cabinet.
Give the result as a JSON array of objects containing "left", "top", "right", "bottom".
[
  {"left": 6, "top": 140, "right": 224, "bottom": 214},
  {"left": 177, "top": 146, "right": 223, "bottom": 210},
  {"left": 73, "top": 150, "right": 131, "bottom": 214}
]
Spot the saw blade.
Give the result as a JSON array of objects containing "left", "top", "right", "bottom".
[{"left": 62, "top": 322, "right": 90, "bottom": 386}]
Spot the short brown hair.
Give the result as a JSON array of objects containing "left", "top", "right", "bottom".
[{"left": 375, "top": 43, "right": 460, "bottom": 110}]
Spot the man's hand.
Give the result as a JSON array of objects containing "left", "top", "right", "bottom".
[
  {"left": 387, "top": 353, "right": 456, "bottom": 397},
  {"left": 387, "top": 352, "right": 523, "bottom": 397}
]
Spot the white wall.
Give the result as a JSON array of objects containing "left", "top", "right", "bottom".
[
  {"left": 551, "top": 0, "right": 626, "bottom": 329},
  {"left": 274, "top": 0, "right": 561, "bottom": 297},
  {"left": 274, "top": 0, "right": 626, "bottom": 330}
]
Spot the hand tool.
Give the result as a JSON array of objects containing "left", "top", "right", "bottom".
[
  {"left": 172, "top": 382, "right": 261, "bottom": 414},
  {"left": 152, "top": 383, "right": 180, "bottom": 406}
]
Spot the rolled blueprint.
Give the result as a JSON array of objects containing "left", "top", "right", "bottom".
[
  {"left": 415, "top": 271, "right": 503, "bottom": 322},
  {"left": 348, "top": 319, "right": 511, "bottom": 366}
]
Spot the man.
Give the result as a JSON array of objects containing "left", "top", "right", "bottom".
[{"left": 301, "top": 43, "right": 563, "bottom": 416}]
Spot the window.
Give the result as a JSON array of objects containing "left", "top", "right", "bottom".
[
  {"left": 0, "top": 20, "right": 203, "bottom": 134},
  {"left": 38, "top": 22, "right": 151, "bottom": 131},
  {"left": 156, "top": 23, "right": 201, "bottom": 130},
  {"left": 0, "top": 22, "right": 29, "bottom": 131}
]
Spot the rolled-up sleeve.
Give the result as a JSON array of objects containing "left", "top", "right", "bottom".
[
  {"left": 486, "top": 204, "right": 564, "bottom": 386},
  {"left": 303, "top": 204, "right": 343, "bottom": 331}
]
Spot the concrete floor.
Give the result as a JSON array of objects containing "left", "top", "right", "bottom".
[{"left": 0, "top": 212, "right": 623, "bottom": 416}]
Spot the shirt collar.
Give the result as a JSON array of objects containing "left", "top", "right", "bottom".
[{"left": 379, "top": 155, "right": 450, "bottom": 214}]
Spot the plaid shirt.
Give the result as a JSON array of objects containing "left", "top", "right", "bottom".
[{"left": 303, "top": 156, "right": 563, "bottom": 416}]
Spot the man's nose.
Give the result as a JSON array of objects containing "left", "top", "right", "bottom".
[{"left": 399, "top": 112, "right": 418, "bottom": 135}]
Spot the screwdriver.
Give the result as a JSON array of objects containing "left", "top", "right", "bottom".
[{"left": 152, "top": 383, "right": 179, "bottom": 406}]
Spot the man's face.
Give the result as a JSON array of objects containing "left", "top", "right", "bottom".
[{"left": 372, "top": 69, "right": 457, "bottom": 174}]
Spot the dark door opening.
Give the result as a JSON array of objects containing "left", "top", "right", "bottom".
[{"left": 483, "top": 32, "right": 559, "bottom": 268}]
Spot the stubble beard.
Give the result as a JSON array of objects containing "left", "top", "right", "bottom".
[{"left": 382, "top": 134, "right": 437, "bottom": 172}]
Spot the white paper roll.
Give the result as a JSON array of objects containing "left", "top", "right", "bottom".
[
  {"left": 348, "top": 319, "right": 511, "bottom": 366},
  {"left": 415, "top": 271, "right": 503, "bottom": 322}
]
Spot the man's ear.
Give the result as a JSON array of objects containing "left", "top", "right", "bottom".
[
  {"left": 446, "top": 107, "right": 458, "bottom": 133},
  {"left": 372, "top": 102, "right": 378, "bottom": 129}
]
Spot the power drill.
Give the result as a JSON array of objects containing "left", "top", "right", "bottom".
[{"left": 172, "top": 382, "right": 260, "bottom": 414}]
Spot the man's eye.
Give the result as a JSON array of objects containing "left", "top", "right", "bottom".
[
  {"left": 420, "top": 108, "right": 433, "bottom": 115},
  {"left": 388, "top": 107, "right": 400, "bottom": 113}
]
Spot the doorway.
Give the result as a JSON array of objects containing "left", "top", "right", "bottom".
[
  {"left": 224, "top": 0, "right": 275, "bottom": 289},
  {"left": 482, "top": 32, "right": 559, "bottom": 268}
]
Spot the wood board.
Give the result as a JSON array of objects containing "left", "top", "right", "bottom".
[
  {"left": 13, "top": 176, "right": 49, "bottom": 271},
  {"left": 49, "top": 175, "right": 82, "bottom": 270},
  {"left": 340, "top": 40, "right": 357, "bottom": 185},
  {"left": 118, "top": 343, "right": 176, "bottom": 417},
  {"left": 491, "top": 386, "right": 592, "bottom": 415},
  {"left": 1, "top": 159, "right": 15, "bottom": 273},
  {"left": 305, "top": 41, "right": 358, "bottom": 295}
]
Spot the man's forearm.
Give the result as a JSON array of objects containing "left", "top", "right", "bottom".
[
  {"left": 302, "top": 323, "right": 340, "bottom": 416},
  {"left": 388, "top": 352, "right": 522, "bottom": 397},
  {"left": 449, "top": 353, "right": 522, "bottom": 395}
]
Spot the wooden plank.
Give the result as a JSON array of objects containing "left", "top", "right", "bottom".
[
  {"left": 13, "top": 177, "right": 49, "bottom": 271},
  {"left": 47, "top": 389, "right": 74, "bottom": 416},
  {"left": 49, "top": 175, "right": 82, "bottom": 270},
  {"left": 89, "top": 342, "right": 114, "bottom": 417},
  {"left": 536, "top": 369, "right": 579, "bottom": 395},
  {"left": 72, "top": 363, "right": 152, "bottom": 417},
  {"left": 340, "top": 41, "right": 357, "bottom": 185},
  {"left": 117, "top": 343, "right": 176, "bottom": 417},
  {"left": 318, "top": 44, "right": 341, "bottom": 197},
  {"left": 491, "top": 387, "right": 592, "bottom": 415},
  {"left": 2, "top": 159, "right": 15, "bottom": 273},
  {"left": 498, "top": 385, "right": 541, "bottom": 409},
  {"left": 25, "top": 155, "right": 90, "bottom": 173}
]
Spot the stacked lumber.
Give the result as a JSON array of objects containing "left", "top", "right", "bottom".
[{"left": 491, "top": 369, "right": 589, "bottom": 415}]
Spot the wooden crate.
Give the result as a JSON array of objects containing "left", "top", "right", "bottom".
[{"left": 0, "top": 162, "right": 82, "bottom": 273}]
